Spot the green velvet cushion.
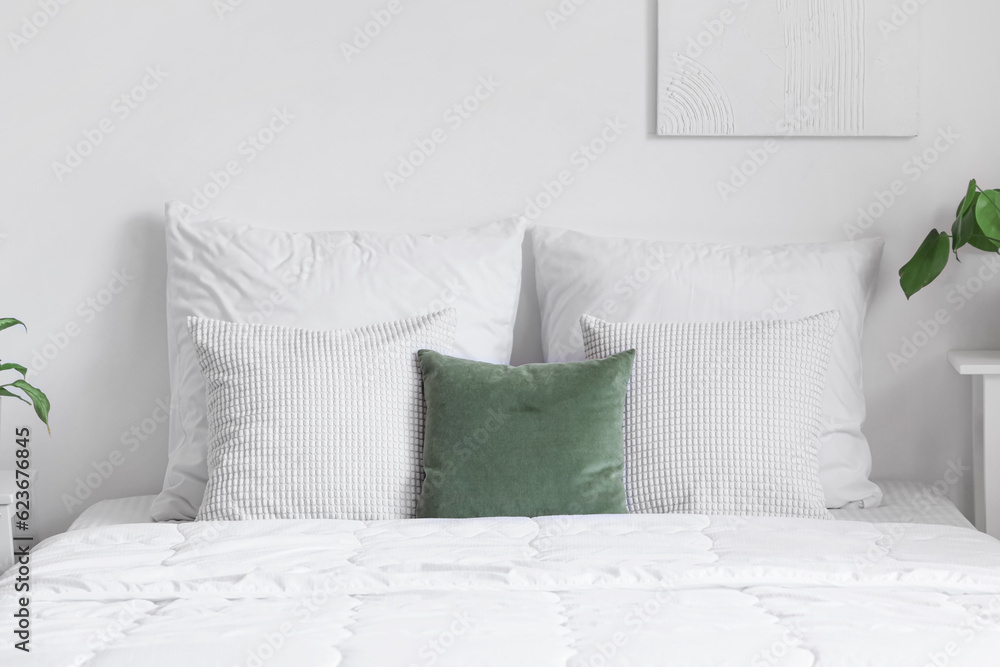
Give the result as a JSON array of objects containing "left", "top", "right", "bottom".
[{"left": 416, "top": 349, "right": 635, "bottom": 519}]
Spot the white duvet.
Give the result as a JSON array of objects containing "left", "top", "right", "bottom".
[{"left": 3, "top": 515, "right": 1000, "bottom": 666}]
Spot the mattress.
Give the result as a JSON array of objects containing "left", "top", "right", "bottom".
[
  {"left": 4, "top": 514, "right": 1000, "bottom": 665},
  {"left": 68, "top": 480, "right": 976, "bottom": 531}
]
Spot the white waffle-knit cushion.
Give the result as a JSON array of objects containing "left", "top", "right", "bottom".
[
  {"left": 533, "top": 228, "right": 883, "bottom": 511},
  {"left": 581, "top": 312, "right": 838, "bottom": 519},
  {"left": 189, "top": 310, "right": 456, "bottom": 521}
]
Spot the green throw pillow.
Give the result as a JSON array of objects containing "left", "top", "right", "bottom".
[{"left": 416, "top": 349, "right": 636, "bottom": 519}]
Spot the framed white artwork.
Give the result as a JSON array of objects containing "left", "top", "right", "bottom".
[{"left": 657, "top": 0, "right": 919, "bottom": 137}]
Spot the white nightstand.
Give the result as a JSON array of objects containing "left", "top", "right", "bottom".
[
  {"left": 949, "top": 351, "right": 1000, "bottom": 539},
  {"left": 0, "top": 470, "right": 13, "bottom": 573}
]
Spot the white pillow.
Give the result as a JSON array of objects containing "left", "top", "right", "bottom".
[
  {"left": 190, "top": 311, "right": 456, "bottom": 521},
  {"left": 582, "top": 313, "right": 838, "bottom": 520},
  {"left": 152, "top": 202, "right": 525, "bottom": 521},
  {"left": 533, "top": 227, "right": 884, "bottom": 510}
]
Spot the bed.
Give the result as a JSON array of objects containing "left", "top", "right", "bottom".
[
  {"left": 4, "top": 483, "right": 998, "bottom": 666},
  {"left": 8, "top": 214, "right": 997, "bottom": 665}
]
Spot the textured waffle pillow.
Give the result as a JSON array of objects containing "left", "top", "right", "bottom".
[
  {"left": 534, "top": 227, "right": 883, "bottom": 510},
  {"left": 581, "top": 312, "right": 838, "bottom": 519},
  {"left": 153, "top": 201, "right": 525, "bottom": 522},
  {"left": 188, "top": 310, "right": 455, "bottom": 521},
  {"left": 416, "top": 349, "right": 635, "bottom": 519}
]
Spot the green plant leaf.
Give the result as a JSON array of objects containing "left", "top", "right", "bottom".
[
  {"left": 968, "top": 227, "right": 1000, "bottom": 252},
  {"left": 9, "top": 379, "right": 50, "bottom": 433},
  {"left": 899, "top": 229, "right": 952, "bottom": 299},
  {"left": 0, "top": 318, "right": 26, "bottom": 333},
  {"left": 0, "top": 386, "right": 31, "bottom": 406},
  {"left": 960, "top": 179, "right": 979, "bottom": 217},
  {"left": 952, "top": 183, "right": 981, "bottom": 252},
  {"left": 0, "top": 362, "right": 28, "bottom": 377},
  {"left": 975, "top": 190, "right": 1000, "bottom": 244},
  {"left": 953, "top": 200, "right": 978, "bottom": 252}
]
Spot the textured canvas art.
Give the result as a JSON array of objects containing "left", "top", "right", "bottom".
[{"left": 657, "top": 0, "right": 919, "bottom": 137}]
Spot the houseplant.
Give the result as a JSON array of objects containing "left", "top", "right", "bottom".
[
  {"left": 899, "top": 179, "right": 1000, "bottom": 298},
  {"left": 1, "top": 318, "right": 51, "bottom": 432}
]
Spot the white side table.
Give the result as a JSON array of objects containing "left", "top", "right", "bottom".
[
  {"left": 0, "top": 470, "right": 13, "bottom": 573},
  {"left": 949, "top": 351, "right": 1000, "bottom": 539}
]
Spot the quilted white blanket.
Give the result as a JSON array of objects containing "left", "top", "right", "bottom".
[{"left": 3, "top": 515, "right": 1000, "bottom": 666}]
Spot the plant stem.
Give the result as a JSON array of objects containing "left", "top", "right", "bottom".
[{"left": 942, "top": 230, "right": 1000, "bottom": 247}]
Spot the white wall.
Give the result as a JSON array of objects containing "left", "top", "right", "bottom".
[{"left": 2, "top": 0, "right": 998, "bottom": 540}]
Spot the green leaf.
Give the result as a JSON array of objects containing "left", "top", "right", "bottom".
[
  {"left": 0, "top": 362, "right": 28, "bottom": 377},
  {"left": 952, "top": 183, "right": 981, "bottom": 252},
  {"left": 975, "top": 190, "right": 1000, "bottom": 245},
  {"left": 899, "top": 229, "right": 952, "bottom": 299},
  {"left": 10, "top": 379, "right": 50, "bottom": 433},
  {"left": 953, "top": 199, "right": 978, "bottom": 252},
  {"left": 968, "top": 227, "right": 1000, "bottom": 252},
  {"left": 960, "top": 179, "right": 979, "bottom": 217},
  {"left": 0, "top": 318, "right": 26, "bottom": 333},
  {"left": 0, "top": 386, "right": 31, "bottom": 406}
]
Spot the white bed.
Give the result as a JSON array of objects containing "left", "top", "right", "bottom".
[
  {"left": 7, "top": 220, "right": 989, "bottom": 664},
  {"left": 66, "top": 480, "right": 976, "bottom": 532},
  {"left": 4, "top": 483, "right": 997, "bottom": 666}
]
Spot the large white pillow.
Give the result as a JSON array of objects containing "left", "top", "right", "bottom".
[
  {"left": 190, "top": 311, "right": 455, "bottom": 521},
  {"left": 152, "top": 202, "right": 525, "bottom": 521},
  {"left": 533, "top": 227, "right": 884, "bottom": 510},
  {"left": 582, "top": 313, "right": 837, "bottom": 520}
]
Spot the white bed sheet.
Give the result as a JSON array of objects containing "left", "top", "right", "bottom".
[
  {"left": 5, "top": 514, "right": 1000, "bottom": 666},
  {"left": 68, "top": 494, "right": 157, "bottom": 531},
  {"left": 829, "top": 479, "right": 974, "bottom": 528},
  {"left": 69, "top": 479, "right": 975, "bottom": 531}
]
